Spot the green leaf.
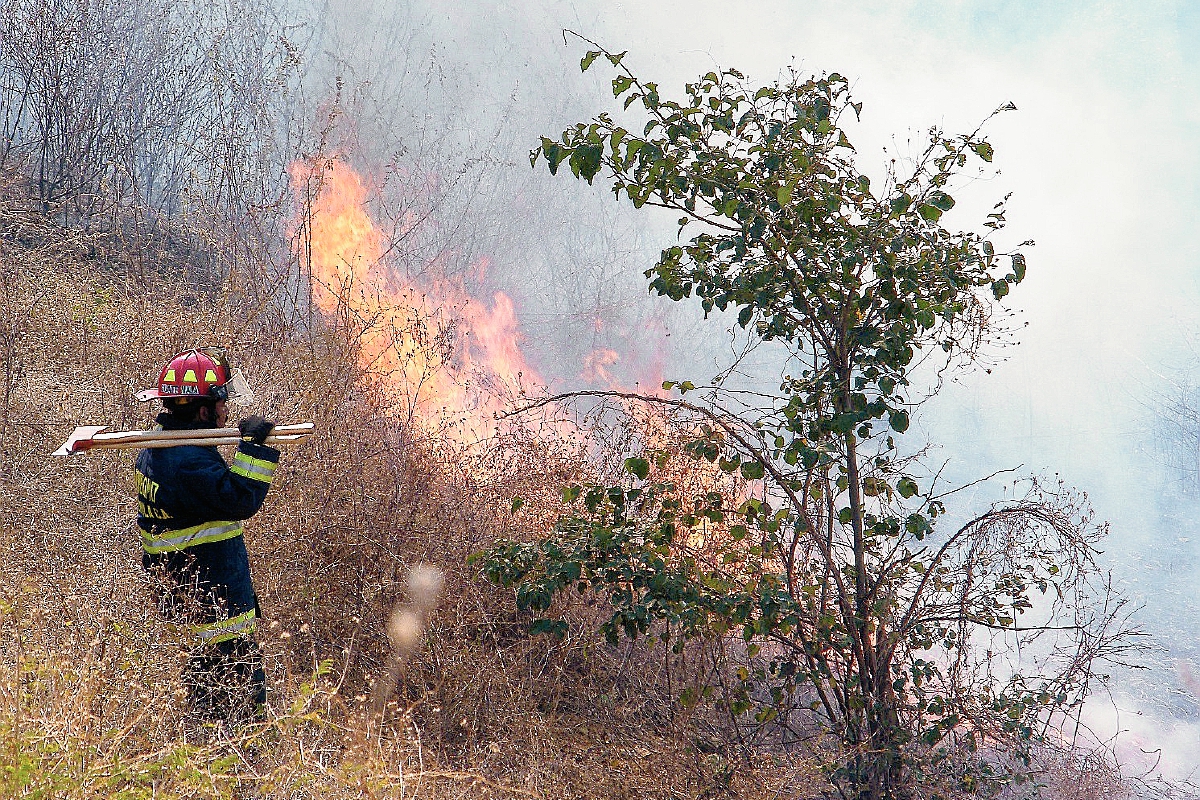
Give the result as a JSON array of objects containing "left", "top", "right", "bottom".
[
  {"left": 605, "top": 50, "right": 627, "bottom": 66},
  {"left": 897, "top": 477, "right": 919, "bottom": 499},
  {"left": 511, "top": 496, "right": 525, "bottom": 513},
  {"left": 972, "top": 141, "right": 994, "bottom": 162},
  {"left": 624, "top": 457, "right": 650, "bottom": 480},
  {"left": 777, "top": 182, "right": 794, "bottom": 207},
  {"left": 530, "top": 618, "right": 568, "bottom": 638},
  {"left": 1011, "top": 253, "right": 1026, "bottom": 281},
  {"left": 862, "top": 477, "right": 889, "bottom": 497},
  {"left": 929, "top": 191, "right": 956, "bottom": 212},
  {"left": 918, "top": 203, "right": 943, "bottom": 223},
  {"left": 569, "top": 144, "right": 604, "bottom": 183},
  {"left": 740, "top": 461, "right": 765, "bottom": 480},
  {"left": 754, "top": 706, "right": 779, "bottom": 723},
  {"left": 612, "top": 75, "right": 634, "bottom": 97},
  {"left": 889, "top": 409, "right": 910, "bottom": 433},
  {"left": 580, "top": 51, "right": 600, "bottom": 72},
  {"left": 537, "top": 138, "right": 567, "bottom": 175},
  {"left": 992, "top": 279, "right": 1010, "bottom": 299}
]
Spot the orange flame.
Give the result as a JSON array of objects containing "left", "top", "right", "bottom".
[
  {"left": 581, "top": 342, "right": 667, "bottom": 398},
  {"left": 289, "top": 157, "right": 541, "bottom": 441},
  {"left": 580, "top": 348, "right": 620, "bottom": 386}
]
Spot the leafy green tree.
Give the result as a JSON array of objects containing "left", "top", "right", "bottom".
[{"left": 480, "top": 40, "right": 1139, "bottom": 800}]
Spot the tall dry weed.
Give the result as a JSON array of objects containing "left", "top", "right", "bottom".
[{"left": 0, "top": 202, "right": 821, "bottom": 799}]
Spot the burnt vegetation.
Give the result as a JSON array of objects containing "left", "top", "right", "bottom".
[{"left": 0, "top": 5, "right": 1154, "bottom": 800}]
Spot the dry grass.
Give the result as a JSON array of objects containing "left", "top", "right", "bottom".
[
  {"left": 0, "top": 200, "right": 1142, "bottom": 800},
  {"left": 0, "top": 205, "right": 826, "bottom": 798}
]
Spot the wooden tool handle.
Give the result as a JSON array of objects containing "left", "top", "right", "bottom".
[
  {"left": 86, "top": 433, "right": 311, "bottom": 451},
  {"left": 91, "top": 422, "right": 314, "bottom": 445}
]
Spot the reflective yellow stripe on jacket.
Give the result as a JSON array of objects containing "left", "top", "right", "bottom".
[
  {"left": 230, "top": 451, "right": 277, "bottom": 484},
  {"left": 193, "top": 609, "right": 257, "bottom": 644},
  {"left": 140, "top": 520, "right": 244, "bottom": 554}
]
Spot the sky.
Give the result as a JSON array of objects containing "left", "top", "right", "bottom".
[{"left": 326, "top": 0, "right": 1200, "bottom": 782}]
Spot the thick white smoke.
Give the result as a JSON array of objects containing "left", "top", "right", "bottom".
[{"left": 322, "top": 0, "right": 1200, "bottom": 779}]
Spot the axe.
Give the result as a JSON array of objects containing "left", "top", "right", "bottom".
[{"left": 53, "top": 423, "right": 315, "bottom": 456}]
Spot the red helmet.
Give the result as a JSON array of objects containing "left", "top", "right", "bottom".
[{"left": 136, "top": 348, "right": 234, "bottom": 402}]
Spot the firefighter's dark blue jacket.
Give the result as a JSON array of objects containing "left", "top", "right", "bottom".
[{"left": 135, "top": 412, "right": 279, "bottom": 644}]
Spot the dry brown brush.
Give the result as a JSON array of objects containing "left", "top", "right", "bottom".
[{"left": 0, "top": 200, "right": 822, "bottom": 798}]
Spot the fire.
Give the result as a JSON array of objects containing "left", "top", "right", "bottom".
[
  {"left": 289, "top": 157, "right": 541, "bottom": 441},
  {"left": 581, "top": 343, "right": 666, "bottom": 398},
  {"left": 580, "top": 348, "right": 620, "bottom": 386}
]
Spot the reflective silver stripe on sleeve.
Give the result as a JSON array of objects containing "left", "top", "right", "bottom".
[
  {"left": 231, "top": 451, "right": 277, "bottom": 484},
  {"left": 140, "top": 521, "right": 244, "bottom": 554},
  {"left": 193, "top": 609, "right": 258, "bottom": 644}
]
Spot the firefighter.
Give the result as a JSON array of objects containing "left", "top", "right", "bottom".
[{"left": 134, "top": 348, "right": 278, "bottom": 722}]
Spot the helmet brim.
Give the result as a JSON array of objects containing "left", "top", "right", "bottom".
[{"left": 225, "top": 369, "right": 255, "bottom": 406}]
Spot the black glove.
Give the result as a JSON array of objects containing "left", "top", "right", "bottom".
[{"left": 238, "top": 415, "right": 275, "bottom": 445}]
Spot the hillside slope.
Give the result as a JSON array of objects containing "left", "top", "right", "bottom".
[{"left": 0, "top": 207, "right": 820, "bottom": 798}]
